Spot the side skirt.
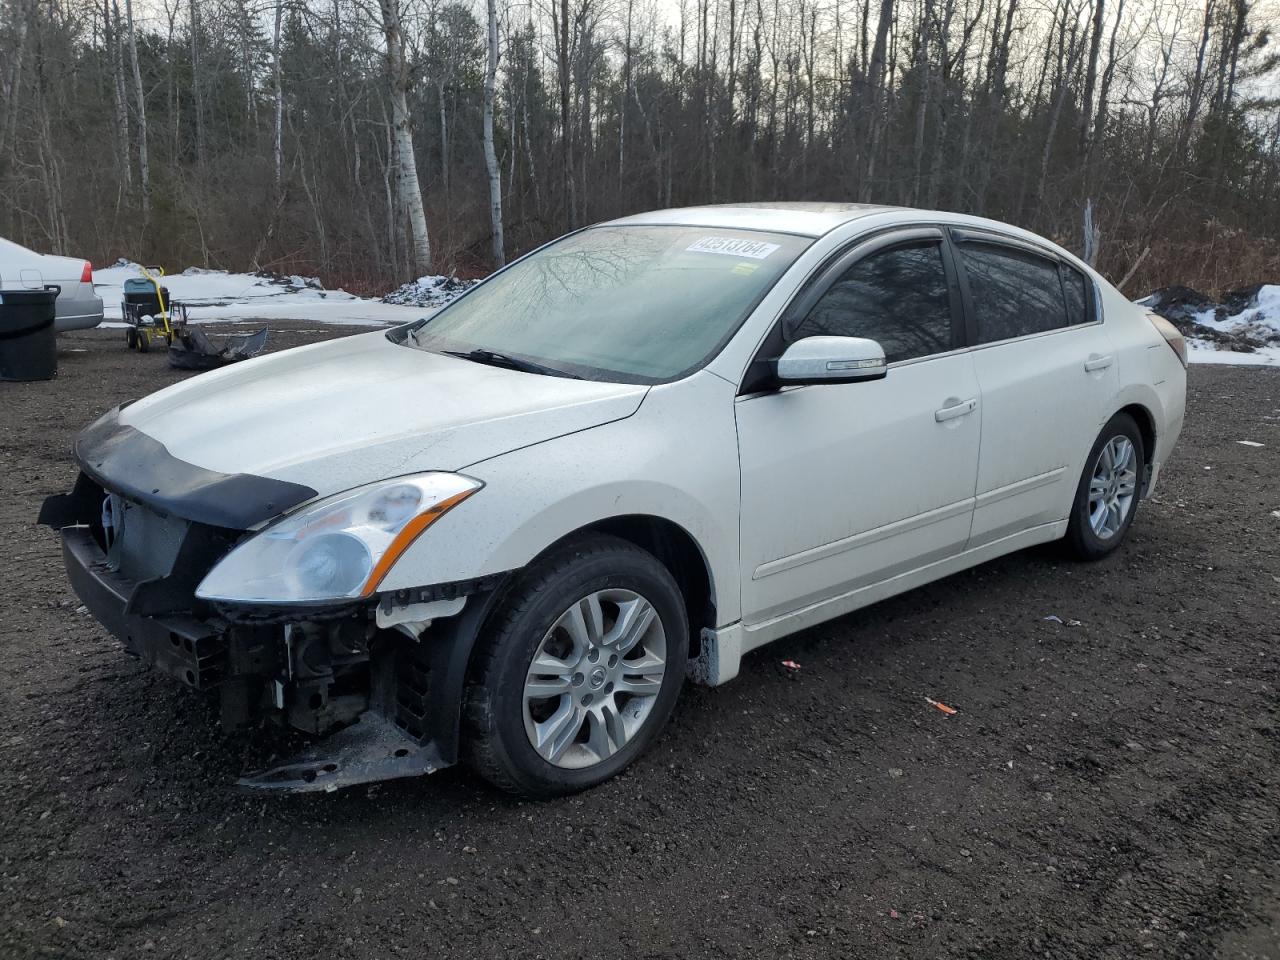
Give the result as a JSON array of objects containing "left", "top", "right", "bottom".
[{"left": 697, "top": 520, "right": 1068, "bottom": 686}]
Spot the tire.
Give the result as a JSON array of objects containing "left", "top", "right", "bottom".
[
  {"left": 126, "top": 328, "right": 137, "bottom": 349},
  {"left": 137, "top": 330, "right": 150, "bottom": 353},
  {"left": 464, "top": 534, "right": 688, "bottom": 798},
  {"left": 1064, "top": 412, "right": 1145, "bottom": 560}
]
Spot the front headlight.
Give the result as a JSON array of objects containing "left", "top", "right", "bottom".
[{"left": 195, "top": 472, "right": 482, "bottom": 604}]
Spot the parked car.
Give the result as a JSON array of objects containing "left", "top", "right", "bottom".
[
  {"left": 41, "top": 203, "right": 1186, "bottom": 797},
  {"left": 0, "top": 235, "right": 102, "bottom": 331}
]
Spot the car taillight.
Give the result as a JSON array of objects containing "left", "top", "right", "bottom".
[
  {"left": 1146, "top": 312, "right": 1187, "bottom": 368},
  {"left": 80, "top": 261, "right": 93, "bottom": 284}
]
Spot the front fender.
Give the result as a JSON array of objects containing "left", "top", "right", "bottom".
[{"left": 376, "top": 371, "right": 744, "bottom": 626}]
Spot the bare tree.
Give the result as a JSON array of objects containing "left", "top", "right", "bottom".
[
  {"left": 483, "top": 0, "right": 505, "bottom": 265},
  {"left": 378, "top": 0, "right": 431, "bottom": 276},
  {"left": 272, "top": 0, "right": 285, "bottom": 187},
  {"left": 0, "top": 0, "right": 37, "bottom": 167}
]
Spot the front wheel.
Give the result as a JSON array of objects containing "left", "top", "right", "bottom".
[
  {"left": 1064, "top": 413, "right": 1145, "bottom": 559},
  {"left": 464, "top": 534, "right": 688, "bottom": 797}
]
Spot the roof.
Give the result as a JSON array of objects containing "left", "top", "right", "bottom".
[{"left": 606, "top": 202, "right": 900, "bottom": 237}]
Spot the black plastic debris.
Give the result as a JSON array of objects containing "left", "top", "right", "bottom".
[{"left": 169, "top": 324, "right": 268, "bottom": 370}]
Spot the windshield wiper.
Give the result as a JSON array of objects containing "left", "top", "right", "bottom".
[{"left": 442, "top": 348, "right": 581, "bottom": 379}]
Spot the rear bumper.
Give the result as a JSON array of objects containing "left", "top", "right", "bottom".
[
  {"left": 61, "top": 526, "right": 227, "bottom": 688},
  {"left": 54, "top": 295, "right": 104, "bottom": 332}
]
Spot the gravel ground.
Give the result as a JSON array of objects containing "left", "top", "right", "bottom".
[{"left": 2, "top": 324, "right": 1278, "bottom": 960}]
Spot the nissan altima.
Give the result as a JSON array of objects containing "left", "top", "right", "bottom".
[{"left": 41, "top": 203, "right": 1187, "bottom": 797}]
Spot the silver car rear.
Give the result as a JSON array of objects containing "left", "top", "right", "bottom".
[{"left": 0, "top": 235, "right": 104, "bottom": 332}]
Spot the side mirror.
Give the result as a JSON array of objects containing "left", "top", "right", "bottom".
[{"left": 775, "top": 336, "right": 887, "bottom": 386}]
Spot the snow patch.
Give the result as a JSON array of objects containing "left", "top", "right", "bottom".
[
  {"left": 381, "top": 274, "right": 477, "bottom": 308},
  {"left": 94, "top": 260, "right": 428, "bottom": 326},
  {"left": 1139, "top": 284, "right": 1280, "bottom": 367}
]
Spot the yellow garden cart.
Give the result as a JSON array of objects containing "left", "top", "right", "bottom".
[{"left": 121, "top": 266, "right": 177, "bottom": 352}]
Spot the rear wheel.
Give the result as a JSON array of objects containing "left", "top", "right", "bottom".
[
  {"left": 464, "top": 534, "right": 688, "bottom": 797},
  {"left": 137, "top": 330, "right": 150, "bottom": 353},
  {"left": 125, "top": 328, "right": 137, "bottom": 349},
  {"left": 1064, "top": 413, "right": 1144, "bottom": 559}
]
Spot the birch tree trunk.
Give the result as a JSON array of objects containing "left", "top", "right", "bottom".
[
  {"left": 105, "top": 0, "right": 132, "bottom": 187},
  {"left": 124, "top": 0, "right": 150, "bottom": 220},
  {"left": 379, "top": 0, "right": 431, "bottom": 278},
  {"left": 482, "top": 0, "right": 505, "bottom": 266},
  {"left": 254, "top": 0, "right": 290, "bottom": 270}
]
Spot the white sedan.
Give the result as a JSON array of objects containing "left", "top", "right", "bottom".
[
  {"left": 0, "top": 235, "right": 102, "bottom": 331},
  {"left": 43, "top": 203, "right": 1186, "bottom": 796}
]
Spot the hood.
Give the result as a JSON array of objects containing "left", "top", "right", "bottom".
[{"left": 118, "top": 330, "right": 648, "bottom": 497}]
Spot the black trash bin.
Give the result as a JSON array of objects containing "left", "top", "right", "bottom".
[{"left": 0, "top": 285, "right": 59, "bottom": 382}]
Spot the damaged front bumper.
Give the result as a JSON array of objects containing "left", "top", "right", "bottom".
[{"left": 41, "top": 407, "right": 504, "bottom": 793}]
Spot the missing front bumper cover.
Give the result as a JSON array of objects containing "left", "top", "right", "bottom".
[{"left": 47, "top": 471, "right": 508, "bottom": 794}]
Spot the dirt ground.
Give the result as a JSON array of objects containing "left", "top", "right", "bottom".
[{"left": 2, "top": 322, "right": 1278, "bottom": 960}]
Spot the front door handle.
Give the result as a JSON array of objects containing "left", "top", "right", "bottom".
[
  {"left": 935, "top": 398, "right": 978, "bottom": 422},
  {"left": 1084, "top": 354, "right": 1114, "bottom": 372}
]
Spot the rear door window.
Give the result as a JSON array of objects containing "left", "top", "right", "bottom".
[
  {"left": 958, "top": 243, "right": 1069, "bottom": 343},
  {"left": 789, "top": 241, "right": 954, "bottom": 363}
]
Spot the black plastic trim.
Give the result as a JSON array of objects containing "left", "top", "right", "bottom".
[
  {"left": 72, "top": 406, "right": 317, "bottom": 530},
  {"left": 394, "top": 580, "right": 509, "bottom": 765},
  {"left": 377, "top": 573, "right": 509, "bottom": 613}
]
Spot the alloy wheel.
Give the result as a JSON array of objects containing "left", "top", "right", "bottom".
[
  {"left": 522, "top": 589, "right": 667, "bottom": 769},
  {"left": 1088, "top": 435, "right": 1138, "bottom": 539}
]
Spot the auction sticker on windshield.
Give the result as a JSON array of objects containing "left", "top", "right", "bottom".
[{"left": 686, "top": 236, "right": 781, "bottom": 259}]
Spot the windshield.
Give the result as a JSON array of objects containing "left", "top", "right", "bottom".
[{"left": 403, "top": 225, "right": 810, "bottom": 383}]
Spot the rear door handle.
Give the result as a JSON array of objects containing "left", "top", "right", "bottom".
[
  {"left": 935, "top": 398, "right": 978, "bottom": 422},
  {"left": 1084, "top": 354, "right": 1114, "bottom": 372}
]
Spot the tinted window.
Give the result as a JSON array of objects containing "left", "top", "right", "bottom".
[
  {"left": 1063, "top": 265, "right": 1091, "bottom": 325},
  {"left": 959, "top": 243, "right": 1069, "bottom": 343},
  {"left": 790, "top": 242, "right": 953, "bottom": 363}
]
